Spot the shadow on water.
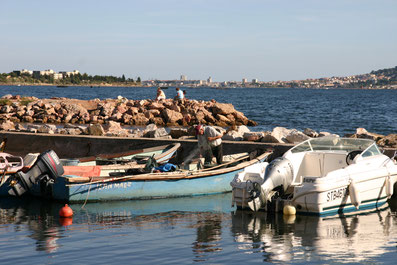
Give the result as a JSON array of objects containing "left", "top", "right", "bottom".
[{"left": 0, "top": 195, "right": 396, "bottom": 263}]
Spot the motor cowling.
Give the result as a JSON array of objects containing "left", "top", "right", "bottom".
[
  {"left": 263, "top": 157, "right": 294, "bottom": 192},
  {"left": 9, "top": 150, "right": 64, "bottom": 197}
]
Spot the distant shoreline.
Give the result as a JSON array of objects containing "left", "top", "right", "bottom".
[{"left": 0, "top": 82, "right": 395, "bottom": 90}]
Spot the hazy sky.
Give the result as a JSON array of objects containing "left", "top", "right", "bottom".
[{"left": 1, "top": 0, "right": 396, "bottom": 81}]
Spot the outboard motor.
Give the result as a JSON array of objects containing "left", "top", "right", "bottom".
[
  {"left": 9, "top": 150, "right": 64, "bottom": 197},
  {"left": 247, "top": 157, "right": 294, "bottom": 212},
  {"left": 263, "top": 157, "right": 294, "bottom": 193}
]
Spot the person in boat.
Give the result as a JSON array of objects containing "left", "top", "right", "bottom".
[
  {"left": 195, "top": 124, "right": 224, "bottom": 166},
  {"left": 156, "top": 87, "right": 166, "bottom": 101}
]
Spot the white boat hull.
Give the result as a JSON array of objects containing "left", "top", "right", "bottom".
[{"left": 231, "top": 136, "right": 397, "bottom": 216}]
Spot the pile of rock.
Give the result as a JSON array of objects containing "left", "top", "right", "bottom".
[
  {"left": 222, "top": 126, "right": 397, "bottom": 148},
  {"left": 0, "top": 94, "right": 257, "bottom": 127},
  {"left": 1, "top": 95, "right": 396, "bottom": 148}
]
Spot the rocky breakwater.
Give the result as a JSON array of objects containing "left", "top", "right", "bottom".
[
  {"left": 222, "top": 126, "right": 397, "bottom": 149},
  {"left": 0, "top": 94, "right": 257, "bottom": 129},
  {"left": 1, "top": 95, "right": 396, "bottom": 150}
]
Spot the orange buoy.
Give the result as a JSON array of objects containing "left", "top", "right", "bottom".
[{"left": 59, "top": 204, "right": 73, "bottom": 218}]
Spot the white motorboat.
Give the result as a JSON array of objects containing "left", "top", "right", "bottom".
[{"left": 231, "top": 136, "right": 397, "bottom": 216}]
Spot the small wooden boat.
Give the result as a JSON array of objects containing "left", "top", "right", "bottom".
[
  {"left": 62, "top": 143, "right": 181, "bottom": 166},
  {"left": 0, "top": 143, "right": 181, "bottom": 198},
  {"left": 2, "top": 147, "right": 271, "bottom": 202}
]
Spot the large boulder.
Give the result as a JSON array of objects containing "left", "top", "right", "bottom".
[
  {"left": 132, "top": 113, "right": 149, "bottom": 125},
  {"left": 37, "top": 124, "right": 57, "bottom": 134},
  {"left": 86, "top": 124, "right": 105, "bottom": 136},
  {"left": 377, "top": 134, "right": 397, "bottom": 148},
  {"left": 243, "top": 132, "right": 264, "bottom": 142},
  {"left": 103, "top": 121, "right": 129, "bottom": 136},
  {"left": 271, "top": 127, "right": 291, "bottom": 143},
  {"left": 99, "top": 102, "right": 115, "bottom": 117},
  {"left": 284, "top": 129, "right": 311, "bottom": 144},
  {"left": 303, "top": 128, "right": 319, "bottom": 138},
  {"left": 162, "top": 109, "right": 183, "bottom": 124},
  {"left": 222, "top": 125, "right": 250, "bottom": 141},
  {"left": 349, "top": 127, "right": 384, "bottom": 141},
  {"left": 63, "top": 102, "right": 89, "bottom": 117},
  {"left": 169, "top": 128, "right": 189, "bottom": 139},
  {"left": 319, "top": 131, "right": 339, "bottom": 137},
  {"left": 211, "top": 102, "right": 236, "bottom": 115},
  {"left": 0, "top": 120, "right": 15, "bottom": 131},
  {"left": 148, "top": 102, "right": 165, "bottom": 110},
  {"left": 261, "top": 132, "right": 281, "bottom": 143},
  {"left": 144, "top": 127, "right": 169, "bottom": 138}
]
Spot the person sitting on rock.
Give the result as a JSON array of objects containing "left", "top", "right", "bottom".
[
  {"left": 175, "top": 87, "right": 184, "bottom": 100},
  {"left": 195, "top": 124, "right": 224, "bottom": 166},
  {"left": 156, "top": 87, "right": 166, "bottom": 101}
]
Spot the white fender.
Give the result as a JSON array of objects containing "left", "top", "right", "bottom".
[
  {"left": 349, "top": 179, "right": 361, "bottom": 209},
  {"left": 385, "top": 176, "right": 393, "bottom": 199}
]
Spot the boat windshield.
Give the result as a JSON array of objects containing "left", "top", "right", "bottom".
[{"left": 290, "top": 137, "right": 375, "bottom": 153}]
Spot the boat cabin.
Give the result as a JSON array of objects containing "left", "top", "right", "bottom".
[{"left": 283, "top": 137, "right": 382, "bottom": 184}]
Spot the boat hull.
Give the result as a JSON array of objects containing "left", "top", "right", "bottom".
[
  {"left": 39, "top": 169, "right": 239, "bottom": 202},
  {"left": 1, "top": 152, "right": 270, "bottom": 202},
  {"left": 0, "top": 170, "right": 239, "bottom": 203},
  {"left": 290, "top": 174, "right": 391, "bottom": 216}
]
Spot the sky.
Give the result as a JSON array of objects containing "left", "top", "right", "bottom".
[{"left": 1, "top": 0, "right": 396, "bottom": 82}]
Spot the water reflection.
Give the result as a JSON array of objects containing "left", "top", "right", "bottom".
[
  {"left": 0, "top": 194, "right": 232, "bottom": 256},
  {"left": 0, "top": 197, "right": 66, "bottom": 253},
  {"left": 0, "top": 194, "right": 396, "bottom": 263},
  {"left": 192, "top": 213, "right": 223, "bottom": 262},
  {"left": 231, "top": 199, "right": 397, "bottom": 263}
]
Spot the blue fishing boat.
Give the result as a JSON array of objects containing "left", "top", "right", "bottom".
[{"left": 1, "top": 145, "right": 271, "bottom": 203}]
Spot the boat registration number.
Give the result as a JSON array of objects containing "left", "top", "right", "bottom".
[{"left": 327, "top": 187, "right": 348, "bottom": 202}]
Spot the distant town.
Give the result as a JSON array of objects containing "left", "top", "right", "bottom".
[{"left": 1, "top": 66, "right": 396, "bottom": 89}]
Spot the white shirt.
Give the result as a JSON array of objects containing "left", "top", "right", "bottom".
[{"left": 198, "top": 126, "right": 222, "bottom": 150}]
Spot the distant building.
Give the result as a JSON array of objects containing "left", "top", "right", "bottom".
[
  {"left": 53, "top": 73, "right": 63, "bottom": 80},
  {"left": 33, "top": 71, "right": 41, "bottom": 79},
  {"left": 21, "top": 69, "right": 33, "bottom": 75},
  {"left": 42, "top": 69, "right": 55, "bottom": 75},
  {"left": 207, "top": 76, "right": 212, "bottom": 84},
  {"left": 252, "top": 78, "right": 258, "bottom": 84},
  {"left": 180, "top": 75, "right": 187, "bottom": 81},
  {"left": 12, "top": 70, "right": 21, "bottom": 76},
  {"left": 242, "top": 78, "right": 247, "bottom": 84},
  {"left": 60, "top": 70, "right": 80, "bottom": 77}
]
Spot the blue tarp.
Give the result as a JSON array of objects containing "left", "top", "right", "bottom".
[{"left": 154, "top": 163, "right": 177, "bottom": 172}]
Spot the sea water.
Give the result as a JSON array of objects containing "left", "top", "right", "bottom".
[
  {"left": 0, "top": 194, "right": 396, "bottom": 264},
  {"left": 1, "top": 85, "right": 396, "bottom": 135}
]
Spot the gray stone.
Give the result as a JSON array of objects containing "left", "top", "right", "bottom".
[
  {"left": 87, "top": 124, "right": 105, "bottom": 136},
  {"left": 284, "top": 129, "right": 311, "bottom": 144}
]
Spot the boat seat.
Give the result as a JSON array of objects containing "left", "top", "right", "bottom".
[{"left": 296, "top": 152, "right": 347, "bottom": 179}]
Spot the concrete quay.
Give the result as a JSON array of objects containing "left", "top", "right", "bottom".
[
  {"left": 1, "top": 131, "right": 396, "bottom": 163},
  {"left": 0, "top": 131, "right": 293, "bottom": 162}
]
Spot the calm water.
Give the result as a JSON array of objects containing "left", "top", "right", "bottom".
[
  {"left": 1, "top": 85, "right": 397, "bottom": 136},
  {"left": 0, "top": 194, "right": 396, "bottom": 264},
  {"left": 1, "top": 85, "right": 397, "bottom": 264}
]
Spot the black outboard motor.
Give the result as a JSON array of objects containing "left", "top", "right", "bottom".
[{"left": 9, "top": 150, "right": 64, "bottom": 197}]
